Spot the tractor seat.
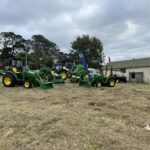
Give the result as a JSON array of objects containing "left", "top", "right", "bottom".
[
  {"left": 12, "top": 67, "right": 20, "bottom": 74},
  {"left": 104, "top": 73, "right": 110, "bottom": 77}
]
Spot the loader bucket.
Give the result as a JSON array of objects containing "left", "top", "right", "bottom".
[
  {"left": 40, "top": 82, "right": 53, "bottom": 90},
  {"left": 53, "top": 79, "right": 65, "bottom": 84},
  {"left": 79, "top": 80, "right": 92, "bottom": 88},
  {"left": 35, "top": 72, "right": 53, "bottom": 90}
]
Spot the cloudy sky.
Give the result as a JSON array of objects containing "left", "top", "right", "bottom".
[{"left": 0, "top": 0, "right": 150, "bottom": 62}]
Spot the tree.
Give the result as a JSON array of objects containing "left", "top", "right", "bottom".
[
  {"left": 31, "top": 35, "right": 60, "bottom": 68},
  {"left": 70, "top": 35, "right": 104, "bottom": 68},
  {"left": 0, "top": 32, "right": 26, "bottom": 60},
  {"left": 0, "top": 32, "right": 67, "bottom": 69}
]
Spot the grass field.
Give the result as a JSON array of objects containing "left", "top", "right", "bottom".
[{"left": 0, "top": 82, "right": 150, "bottom": 150}]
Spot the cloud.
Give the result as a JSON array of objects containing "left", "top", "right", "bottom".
[{"left": 0, "top": 0, "right": 150, "bottom": 61}]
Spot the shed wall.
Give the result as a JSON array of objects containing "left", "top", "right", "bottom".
[{"left": 126, "top": 67, "right": 150, "bottom": 83}]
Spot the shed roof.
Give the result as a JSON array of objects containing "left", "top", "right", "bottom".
[{"left": 106, "top": 57, "right": 150, "bottom": 69}]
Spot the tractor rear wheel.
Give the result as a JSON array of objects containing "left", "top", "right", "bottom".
[
  {"left": 23, "top": 80, "right": 32, "bottom": 89},
  {"left": 2, "top": 74, "right": 16, "bottom": 87},
  {"left": 91, "top": 81, "right": 96, "bottom": 87},
  {"left": 108, "top": 79, "right": 115, "bottom": 87},
  {"left": 60, "top": 71, "right": 67, "bottom": 80}
]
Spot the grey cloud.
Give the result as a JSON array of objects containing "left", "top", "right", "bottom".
[{"left": 0, "top": 0, "right": 150, "bottom": 61}]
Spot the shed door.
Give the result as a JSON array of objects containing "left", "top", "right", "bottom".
[{"left": 129, "top": 72, "right": 144, "bottom": 83}]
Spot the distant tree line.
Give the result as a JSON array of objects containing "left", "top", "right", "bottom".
[{"left": 0, "top": 32, "right": 104, "bottom": 69}]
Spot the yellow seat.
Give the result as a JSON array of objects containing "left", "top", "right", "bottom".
[
  {"left": 12, "top": 67, "right": 20, "bottom": 73},
  {"left": 51, "top": 71, "right": 57, "bottom": 76},
  {"left": 83, "top": 75, "right": 89, "bottom": 80},
  {"left": 104, "top": 73, "right": 110, "bottom": 77}
]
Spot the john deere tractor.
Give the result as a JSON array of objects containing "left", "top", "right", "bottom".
[
  {"left": 70, "top": 64, "right": 116, "bottom": 88},
  {"left": 2, "top": 59, "right": 53, "bottom": 90},
  {"left": 102, "top": 65, "right": 116, "bottom": 87},
  {"left": 52, "top": 63, "right": 69, "bottom": 80},
  {"left": 41, "top": 67, "right": 65, "bottom": 84}
]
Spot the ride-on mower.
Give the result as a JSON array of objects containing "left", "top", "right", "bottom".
[
  {"left": 2, "top": 59, "right": 53, "bottom": 90},
  {"left": 70, "top": 64, "right": 86, "bottom": 83}
]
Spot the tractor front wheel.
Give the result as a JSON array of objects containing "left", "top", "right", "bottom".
[
  {"left": 23, "top": 80, "right": 32, "bottom": 89},
  {"left": 96, "top": 82, "right": 102, "bottom": 88},
  {"left": 116, "top": 79, "right": 119, "bottom": 83},
  {"left": 108, "top": 79, "right": 115, "bottom": 87},
  {"left": 60, "top": 71, "right": 67, "bottom": 80},
  {"left": 2, "top": 74, "right": 16, "bottom": 87}
]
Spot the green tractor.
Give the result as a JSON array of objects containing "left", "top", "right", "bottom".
[
  {"left": 2, "top": 59, "right": 53, "bottom": 90},
  {"left": 101, "top": 64, "right": 116, "bottom": 87},
  {"left": 52, "top": 63, "right": 69, "bottom": 80},
  {"left": 70, "top": 64, "right": 116, "bottom": 88},
  {"left": 40, "top": 65, "right": 65, "bottom": 84}
]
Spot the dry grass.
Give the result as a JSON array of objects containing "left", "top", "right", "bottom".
[{"left": 0, "top": 82, "right": 150, "bottom": 150}]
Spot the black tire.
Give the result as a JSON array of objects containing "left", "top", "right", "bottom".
[
  {"left": 91, "top": 81, "right": 96, "bottom": 87},
  {"left": 2, "top": 74, "right": 16, "bottom": 87},
  {"left": 108, "top": 78, "right": 116, "bottom": 87},
  {"left": 23, "top": 80, "right": 32, "bottom": 89},
  {"left": 123, "top": 78, "right": 127, "bottom": 83},
  {"left": 116, "top": 79, "right": 119, "bottom": 83}
]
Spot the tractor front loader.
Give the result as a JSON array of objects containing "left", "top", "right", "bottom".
[
  {"left": 2, "top": 59, "right": 53, "bottom": 90},
  {"left": 40, "top": 67, "right": 65, "bottom": 84}
]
